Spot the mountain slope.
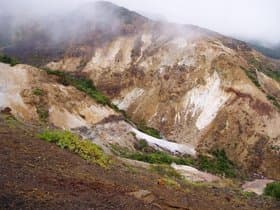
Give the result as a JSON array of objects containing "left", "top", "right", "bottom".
[
  {"left": 78, "top": 24, "right": 280, "bottom": 178},
  {"left": 0, "top": 1, "right": 280, "bottom": 179},
  {"left": 0, "top": 63, "right": 117, "bottom": 128},
  {"left": 2, "top": 112, "right": 280, "bottom": 209}
]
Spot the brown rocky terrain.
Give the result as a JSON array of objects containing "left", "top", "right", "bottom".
[
  {"left": 0, "top": 1, "right": 280, "bottom": 208},
  {"left": 1, "top": 112, "right": 279, "bottom": 210},
  {"left": 17, "top": 2, "right": 279, "bottom": 179},
  {"left": 1, "top": 1, "right": 280, "bottom": 179}
]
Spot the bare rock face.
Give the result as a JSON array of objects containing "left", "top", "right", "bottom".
[
  {"left": 0, "top": 63, "right": 117, "bottom": 129},
  {"left": 0, "top": 62, "right": 197, "bottom": 158}
]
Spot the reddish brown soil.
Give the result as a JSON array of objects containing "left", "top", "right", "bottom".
[{"left": 0, "top": 114, "right": 279, "bottom": 210}]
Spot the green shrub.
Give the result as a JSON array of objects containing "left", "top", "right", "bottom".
[
  {"left": 36, "top": 105, "right": 49, "bottom": 122},
  {"left": 134, "top": 139, "right": 149, "bottom": 151},
  {"left": 112, "top": 144, "right": 236, "bottom": 178},
  {"left": 38, "top": 130, "right": 110, "bottom": 167},
  {"left": 264, "top": 182, "right": 280, "bottom": 200},
  {"left": 111, "top": 144, "right": 193, "bottom": 165},
  {"left": 32, "top": 88, "right": 44, "bottom": 96},
  {"left": 4, "top": 115, "right": 22, "bottom": 128},
  {"left": 44, "top": 68, "right": 112, "bottom": 106},
  {"left": 110, "top": 144, "right": 130, "bottom": 157},
  {"left": 151, "top": 165, "right": 182, "bottom": 179},
  {"left": 262, "top": 69, "right": 280, "bottom": 83},
  {"left": 0, "top": 54, "right": 18, "bottom": 66},
  {"left": 197, "top": 150, "right": 236, "bottom": 178},
  {"left": 244, "top": 69, "right": 261, "bottom": 88},
  {"left": 128, "top": 151, "right": 173, "bottom": 164},
  {"left": 137, "top": 120, "right": 161, "bottom": 138},
  {"left": 267, "top": 95, "right": 280, "bottom": 111}
]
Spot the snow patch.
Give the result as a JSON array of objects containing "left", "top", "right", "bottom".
[
  {"left": 130, "top": 127, "right": 196, "bottom": 156},
  {"left": 183, "top": 72, "right": 230, "bottom": 130}
]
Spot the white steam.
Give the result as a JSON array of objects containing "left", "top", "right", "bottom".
[{"left": 0, "top": 0, "right": 279, "bottom": 45}]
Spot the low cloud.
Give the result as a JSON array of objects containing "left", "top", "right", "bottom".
[{"left": 1, "top": 0, "right": 280, "bottom": 46}]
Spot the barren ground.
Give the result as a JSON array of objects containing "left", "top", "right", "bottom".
[{"left": 0, "top": 113, "right": 279, "bottom": 210}]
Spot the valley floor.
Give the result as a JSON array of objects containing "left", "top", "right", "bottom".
[{"left": 0, "top": 113, "right": 279, "bottom": 210}]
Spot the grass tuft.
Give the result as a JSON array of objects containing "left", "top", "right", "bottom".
[
  {"left": 111, "top": 144, "right": 194, "bottom": 165},
  {"left": 151, "top": 164, "right": 182, "bottom": 179},
  {"left": 32, "top": 88, "right": 44, "bottom": 96},
  {"left": 36, "top": 105, "right": 49, "bottom": 122},
  {"left": 43, "top": 68, "right": 112, "bottom": 106},
  {"left": 267, "top": 95, "right": 280, "bottom": 111},
  {"left": 137, "top": 120, "right": 161, "bottom": 139},
  {"left": 264, "top": 181, "right": 280, "bottom": 200},
  {"left": 38, "top": 130, "right": 110, "bottom": 167},
  {"left": 0, "top": 54, "right": 18, "bottom": 66},
  {"left": 197, "top": 150, "right": 236, "bottom": 178},
  {"left": 112, "top": 144, "right": 236, "bottom": 178}
]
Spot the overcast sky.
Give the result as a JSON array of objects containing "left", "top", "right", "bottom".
[{"left": 1, "top": 0, "right": 280, "bottom": 46}]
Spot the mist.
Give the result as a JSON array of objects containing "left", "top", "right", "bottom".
[{"left": 1, "top": 0, "right": 280, "bottom": 46}]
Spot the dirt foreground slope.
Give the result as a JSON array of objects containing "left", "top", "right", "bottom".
[{"left": 0, "top": 113, "right": 279, "bottom": 210}]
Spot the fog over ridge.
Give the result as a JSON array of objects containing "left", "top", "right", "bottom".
[{"left": 1, "top": 0, "right": 280, "bottom": 46}]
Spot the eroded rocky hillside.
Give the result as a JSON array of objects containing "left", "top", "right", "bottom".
[
  {"left": 1, "top": 1, "right": 280, "bottom": 180},
  {"left": 0, "top": 63, "right": 117, "bottom": 129}
]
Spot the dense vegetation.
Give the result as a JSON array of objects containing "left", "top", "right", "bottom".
[
  {"left": 264, "top": 181, "right": 280, "bottom": 200},
  {"left": 112, "top": 143, "right": 237, "bottom": 178},
  {"left": 197, "top": 150, "right": 236, "bottom": 178},
  {"left": 0, "top": 54, "right": 18, "bottom": 66},
  {"left": 111, "top": 143, "right": 192, "bottom": 165},
  {"left": 32, "top": 88, "right": 44, "bottom": 96},
  {"left": 128, "top": 151, "right": 194, "bottom": 165},
  {"left": 38, "top": 130, "right": 110, "bottom": 167}
]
